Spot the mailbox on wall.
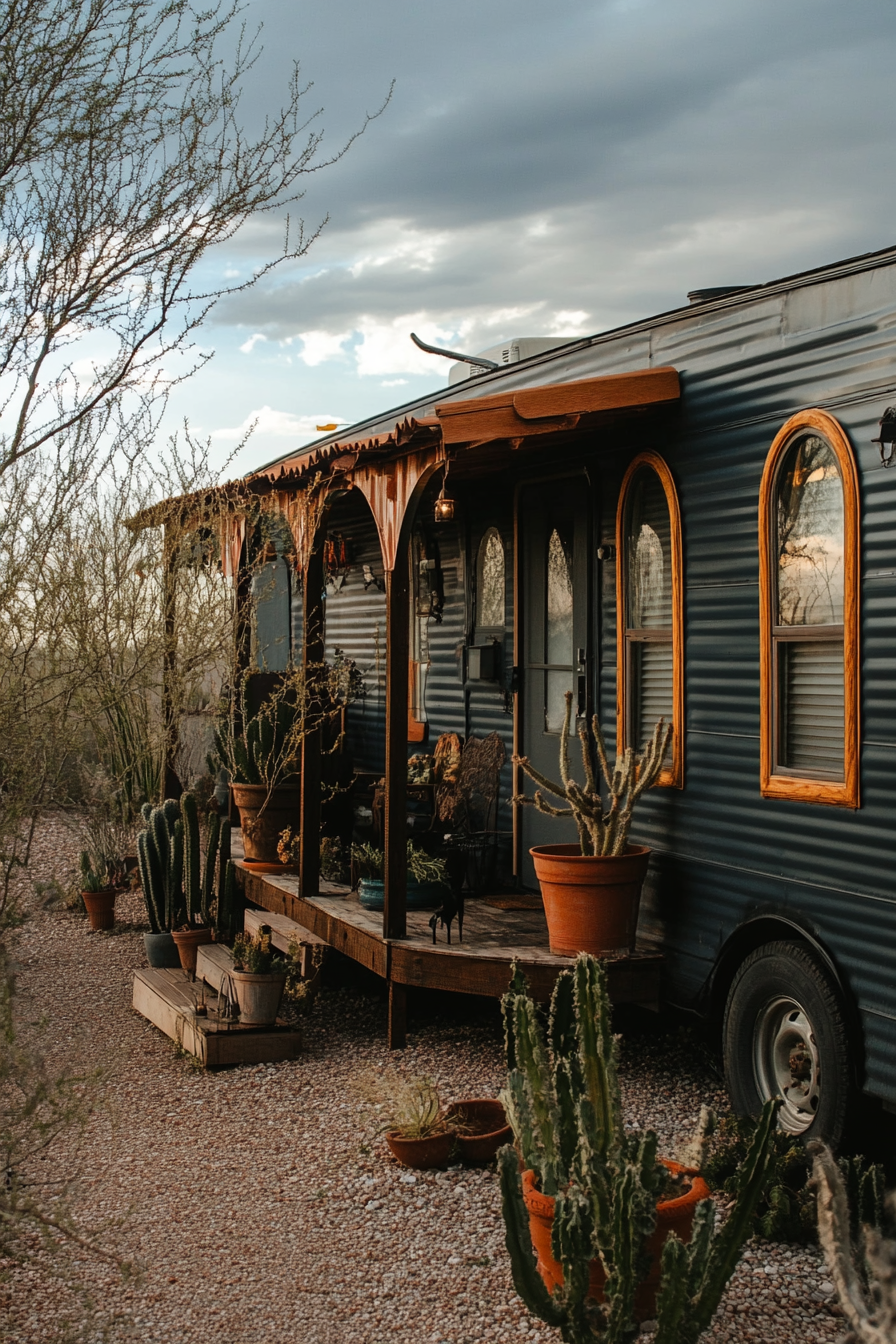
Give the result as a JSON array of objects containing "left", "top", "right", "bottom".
[{"left": 467, "top": 643, "right": 502, "bottom": 682}]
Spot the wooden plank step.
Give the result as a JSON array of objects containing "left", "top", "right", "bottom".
[
  {"left": 243, "top": 908, "right": 328, "bottom": 979},
  {"left": 196, "top": 942, "right": 234, "bottom": 994},
  {"left": 132, "top": 968, "right": 302, "bottom": 1070}
]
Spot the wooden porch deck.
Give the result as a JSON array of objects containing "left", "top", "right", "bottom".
[{"left": 234, "top": 838, "right": 663, "bottom": 1046}]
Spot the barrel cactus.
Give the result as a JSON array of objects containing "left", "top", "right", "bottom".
[{"left": 498, "top": 956, "right": 780, "bottom": 1343}]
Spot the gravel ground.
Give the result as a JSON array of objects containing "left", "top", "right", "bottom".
[{"left": 1, "top": 816, "right": 846, "bottom": 1344}]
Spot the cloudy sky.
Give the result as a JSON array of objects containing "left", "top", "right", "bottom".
[{"left": 168, "top": 0, "right": 896, "bottom": 472}]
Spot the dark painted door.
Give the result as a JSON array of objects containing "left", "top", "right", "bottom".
[{"left": 519, "top": 476, "right": 590, "bottom": 887}]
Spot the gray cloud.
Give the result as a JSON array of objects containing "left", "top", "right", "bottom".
[{"left": 202, "top": 0, "right": 896, "bottom": 366}]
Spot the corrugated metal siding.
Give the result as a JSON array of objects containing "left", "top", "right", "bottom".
[
  {"left": 423, "top": 501, "right": 516, "bottom": 854},
  {"left": 586, "top": 267, "right": 896, "bottom": 1102},
  {"left": 322, "top": 508, "right": 387, "bottom": 774}
]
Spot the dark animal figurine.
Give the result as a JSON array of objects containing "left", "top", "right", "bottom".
[{"left": 428, "top": 888, "right": 464, "bottom": 945}]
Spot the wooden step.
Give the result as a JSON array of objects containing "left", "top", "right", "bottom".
[
  {"left": 132, "top": 968, "right": 302, "bottom": 1069},
  {"left": 195, "top": 942, "right": 235, "bottom": 995},
  {"left": 243, "top": 908, "right": 328, "bottom": 978}
]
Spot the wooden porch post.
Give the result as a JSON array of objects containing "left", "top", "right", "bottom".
[
  {"left": 384, "top": 532, "right": 409, "bottom": 1048},
  {"left": 384, "top": 557, "right": 409, "bottom": 943},
  {"left": 161, "top": 523, "right": 181, "bottom": 800},
  {"left": 299, "top": 541, "right": 324, "bottom": 900}
]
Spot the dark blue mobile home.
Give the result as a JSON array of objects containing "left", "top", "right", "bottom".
[{"left": 244, "top": 245, "right": 896, "bottom": 1140}]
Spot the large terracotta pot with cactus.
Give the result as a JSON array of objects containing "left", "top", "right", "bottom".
[
  {"left": 498, "top": 955, "right": 781, "bottom": 1339},
  {"left": 515, "top": 692, "right": 670, "bottom": 956},
  {"left": 213, "top": 662, "right": 361, "bottom": 868}
]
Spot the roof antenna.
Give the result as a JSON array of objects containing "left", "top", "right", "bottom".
[{"left": 410, "top": 331, "right": 499, "bottom": 374}]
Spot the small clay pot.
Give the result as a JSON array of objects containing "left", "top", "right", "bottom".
[
  {"left": 144, "top": 931, "right": 181, "bottom": 968},
  {"left": 530, "top": 843, "right": 651, "bottom": 956},
  {"left": 445, "top": 1099, "right": 512, "bottom": 1164},
  {"left": 82, "top": 888, "right": 116, "bottom": 932},
  {"left": 385, "top": 1129, "right": 454, "bottom": 1170},
  {"left": 523, "top": 1158, "right": 711, "bottom": 1321},
  {"left": 171, "top": 926, "right": 214, "bottom": 975}
]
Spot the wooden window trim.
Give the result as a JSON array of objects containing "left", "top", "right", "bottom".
[
  {"left": 758, "top": 408, "right": 860, "bottom": 808},
  {"left": 615, "top": 450, "right": 684, "bottom": 789}
]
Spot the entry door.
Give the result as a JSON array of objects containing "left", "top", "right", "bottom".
[{"left": 519, "top": 477, "right": 590, "bottom": 887}]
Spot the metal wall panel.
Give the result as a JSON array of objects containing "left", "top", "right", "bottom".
[
  {"left": 321, "top": 507, "right": 387, "bottom": 774},
  {"left": 592, "top": 268, "right": 896, "bottom": 1102}
]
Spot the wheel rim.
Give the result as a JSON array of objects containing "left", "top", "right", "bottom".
[{"left": 752, "top": 995, "right": 821, "bottom": 1135}]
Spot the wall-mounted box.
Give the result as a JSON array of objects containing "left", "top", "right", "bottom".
[{"left": 467, "top": 643, "right": 502, "bottom": 682}]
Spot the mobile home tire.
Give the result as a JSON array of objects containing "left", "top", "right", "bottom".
[{"left": 723, "top": 940, "right": 851, "bottom": 1144}]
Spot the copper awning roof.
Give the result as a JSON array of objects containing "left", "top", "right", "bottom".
[{"left": 434, "top": 366, "right": 680, "bottom": 447}]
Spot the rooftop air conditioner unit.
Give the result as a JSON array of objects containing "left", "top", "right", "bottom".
[{"left": 447, "top": 337, "right": 577, "bottom": 385}]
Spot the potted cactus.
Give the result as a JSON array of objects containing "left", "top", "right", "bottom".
[
  {"left": 379, "top": 1077, "right": 455, "bottom": 1170},
  {"left": 213, "top": 658, "right": 359, "bottom": 868},
  {"left": 499, "top": 956, "right": 780, "bottom": 1341},
  {"left": 229, "top": 924, "right": 288, "bottom": 1025},
  {"left": 513, "top": 691, "right": 671, "bottom": 956},
  {"left": 79, "top": 851, "right": 117, "bottom": 931},
  {"left": 137, "top": 795, "right": 240, "bottom": 971}
]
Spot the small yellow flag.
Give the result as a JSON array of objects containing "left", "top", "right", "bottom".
[{"left": 316, "top": 423, "right": 339, "bottom": 432}]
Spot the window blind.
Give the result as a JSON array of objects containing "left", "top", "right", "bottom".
[{"left": 779, "top": 640, "right": 844, "bottom": 776}]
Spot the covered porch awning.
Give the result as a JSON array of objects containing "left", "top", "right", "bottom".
[{"left": 434, "top": 365, "right": 680, "bottom": 448}]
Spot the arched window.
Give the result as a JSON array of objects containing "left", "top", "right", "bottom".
[
  {"left": 759, "top": 410, "right": 859, "bottom": 806},
  {"left": 616, "top": 452, "right": 683, "bottom": 787},
  {"left": 476, "top": 527, "right": 505, "bottom": 632}
]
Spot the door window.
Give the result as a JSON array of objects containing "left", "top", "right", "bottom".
[{"left": 616, "top": 452, "right": 683, "bottom": 787}]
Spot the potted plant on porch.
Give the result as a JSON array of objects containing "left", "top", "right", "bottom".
[
  {"left": 498, "top": 956, "right": 780, "bottom": 1341},
  {"left": 213, "top": 657, "right": 360, "bottom": 868},
  {"left": 350, "top": 840, "right": 450, "bottom": 911},
  {"left": 513, "top": 691, "right": 670, "bottom": 956}
]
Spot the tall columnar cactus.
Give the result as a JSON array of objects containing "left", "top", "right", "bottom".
[
  {"left": 201, "top": 810, "right": 220, "bottom": 925},
  {"left": 498, "top": 956, "right": 780, "bottom": 1344},
  {"left": 810, "top": 1142, "right": 896, "bottom": 1343},
  {"left": 513, "top": 691, "right": 671, "bottom": 856},
  {"left": 137, "top": 796, "right": 230, "bottom": 934},
  {"left": 216, "top": 858, "right": 240, "bottom": 943}
]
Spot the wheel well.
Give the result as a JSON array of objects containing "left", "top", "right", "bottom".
[{"left": 706, "top": 917, "right": 865, "bottom": 1087}]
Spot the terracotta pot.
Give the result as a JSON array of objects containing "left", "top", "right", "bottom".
[
  {"left": 231, "top": 783, "right": 302, "bottom": 866},
  {"left": 445, "top": 1099, "right": 512, "bottom": 1164},
  {"left": 82, "top": 888, "right": 116, "bottom": 931},
  {"left": 522, "top": 1159, "right": 711, "bottom": 1321},
  {"left": 231, "top": 970, "right": 287, "bottom": 1025},
  {"left": 171, "top": 926, "right": 214, "bottom": 974},
  {"left": 529, "top": 844, "right": 650, "bottom": 956},
  {"left": 144, "top": 931, "right": 181, "bottom": 968},
  {"left": 385, "top": 1129, "right": 455, "bottom": 1170}
]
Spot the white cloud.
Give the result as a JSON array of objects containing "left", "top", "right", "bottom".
[
  {"left": 296, "top": 329, "right": 353, "bottom": 366},
  {"left": 353, "top": 314, "right": 458, "bottom": 378},
  {"left": 549, "top": 310, "right": 591, "bottom": 335},
  {"left": 239, "top": 333, "right": 267, "bottom": 354},
  {"left": 382, "top": 378, "right": 409, "bottom": 387},
  {"left": 210, "top": 406, "right": 343, "bottom": 441}
]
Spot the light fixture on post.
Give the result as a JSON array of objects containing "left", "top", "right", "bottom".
[
  {"left": 873, "top": 407, "right": 896, "bottom": 467},
  {"left": 434, "top": 457, "right": 455, "bottom": 521}
]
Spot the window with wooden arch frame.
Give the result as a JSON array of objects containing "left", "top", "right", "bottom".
[
  {"left": 615, "top": 451, "right": 684, "bottom": 788},
  {"left": 759, "top": 409, "right": 860, "bottom": 807}
]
